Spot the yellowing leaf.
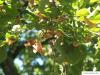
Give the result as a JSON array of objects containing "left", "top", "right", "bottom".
[
  {"left": 29, "top": 0, "right": 34, "bottom": 5},
  {"left": 32, "top": 40, "right": 43, "bottom": 54},
  {"left": 76, "top": 8, "right": 89, "bottom": 17},
  {"left": 84, "top": 18, "right": 96, "bottom": 27}
]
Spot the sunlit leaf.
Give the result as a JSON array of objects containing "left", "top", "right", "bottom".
[
  {"left": 0, "top": 0, "right": 3, "bottom": 5},
  {"left": 84, "top": 18, "right": 96, "bottom": 27},
  {"left": 90, "top": 27, "right": 100, "bottom": 32},
  {"left": 89, "top": 14, "right": 100, "bottom": 23},
  {"left": 90, "top": 0, "right": 99, "bottom": 3},
  {"left": 76, "top": 8, "right": 89, "bottom": 17}
]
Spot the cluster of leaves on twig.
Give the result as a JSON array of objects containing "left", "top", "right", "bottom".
[{"left": 0, "top": 0, "right": 100, "bottom": 75}]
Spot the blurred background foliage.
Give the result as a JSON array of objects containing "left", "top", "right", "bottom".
[{"left": 0, "top": 0, "right": 100, "bottom": 75}]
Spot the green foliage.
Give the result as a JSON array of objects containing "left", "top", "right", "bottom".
[{"left": 0, "top": 0, "right": 100, "bottom": 75}]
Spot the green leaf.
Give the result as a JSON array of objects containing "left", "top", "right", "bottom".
[
  {"left": 0, "top": 0, "right": 3, "bottom": 4},
  {"left": 76, "top": 8, "right": 89, "bottom": 17},
  {"left": 6, "top": 33, "right": 11, "bottom": 38},
  {"left": 55, "top": 37, "right": 87, "bottom": 64},
  {"left": 90, "top": 0, "right": 99, "bottom": 3},
  {"left": 5, "top": 33, "right": 17, "bottom": 40},
  {"left": 89, "top": 14, "right": 100, "bottom": 23},
  {"left": 78, "top": 16, "right": 85, "bottom": 21},
  {"left": 90, "top": 27, "right": 100, "bottom": 32}
]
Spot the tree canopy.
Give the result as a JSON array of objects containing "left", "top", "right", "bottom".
[{"left": 0, "top": 0, "right": 100, "bottom": 75}]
